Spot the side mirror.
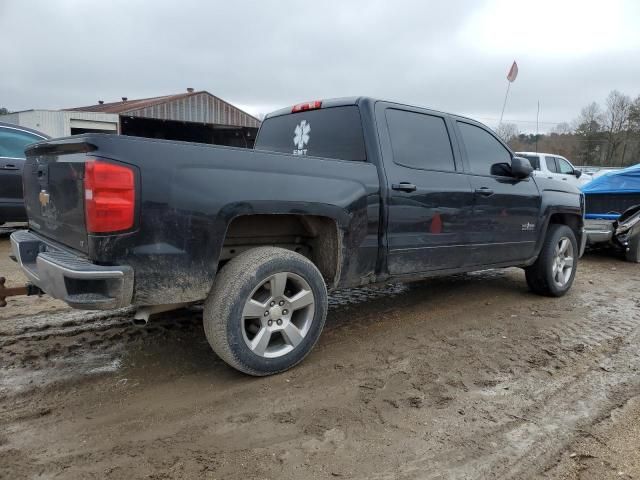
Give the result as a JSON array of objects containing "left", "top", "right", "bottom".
[
  {"left": 574, "top": 169, "right": 582, "bottom": 178},
  {"left": 511, "top": 156, "right": 533, "bottom": 179}
]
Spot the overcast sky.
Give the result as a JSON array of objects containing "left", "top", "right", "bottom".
[{"left": 1, "top": 0, "right": 639, "bottom": 132}]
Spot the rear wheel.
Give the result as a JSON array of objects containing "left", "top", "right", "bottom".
[
  {"left": 203, "top": 247, "right": 328, "bottom": 376},
  {"left": 525, "top": 224, "right": 578, "bottom": 297}
]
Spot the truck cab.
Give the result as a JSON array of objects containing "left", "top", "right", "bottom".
[{"left": 516, "top": 151, "right": 585, "bottom": 188}]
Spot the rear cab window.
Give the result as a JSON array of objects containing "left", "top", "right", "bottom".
[
  {"left": 519, "top": 154, "right": 541, "bottom": 170},
  {"left": 385, "top": 109, "right": 456, "bottom": 171},
  {"left": 255, "top": 106, "right": 366, "bottom": 161}
]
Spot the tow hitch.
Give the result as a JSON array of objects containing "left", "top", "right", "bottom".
[{"left": 0, "top": 277, "right": 43, "bottom": 307}]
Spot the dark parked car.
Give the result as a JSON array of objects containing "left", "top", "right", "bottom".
[
  {"left": 0, "top": 122, "right": 49, "bottom": 224},
  {"left": 11, "top": 97, "right": 584, "bottom": 375}
]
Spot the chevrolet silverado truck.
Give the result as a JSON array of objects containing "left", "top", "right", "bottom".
[{"left": 10, "top": 97, "right": 585, "bottom": 375}]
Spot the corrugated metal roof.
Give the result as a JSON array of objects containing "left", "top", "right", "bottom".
[
  {"left": 67, "top": 93, "right": 189, "bottom": 113},
  {"left": 66, "top": 91, "right": 260, "bottom": 128}
]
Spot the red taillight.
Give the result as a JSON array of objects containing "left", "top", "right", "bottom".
[
  {"left": 291, "top": 100, "right": 322, "bottom": 113},
  {"left": 84, "top": 160, "right": 135, "bottom": 233}
]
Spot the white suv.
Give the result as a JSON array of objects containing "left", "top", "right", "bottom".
[{"left": 516, "top": 152, "right": 586, "bottom": 188}]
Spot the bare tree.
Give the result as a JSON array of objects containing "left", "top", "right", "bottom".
[
  {"left": 551, "top": 122, "right": 572, "bottom": 135},
  {"left": 602, "top": 90, "right": 632, "bottom": 165},
  {"left": 574, "top": 102, "right": 604, "bottom": 165},
  {"left": 622, "top": 95, "right": 640, "bottom": 166},
  {"left": 505, "top": 92, "right": 639, "bottom": 167},
  {"left": 574, "top": 102, "right": 603, "bottom": 132},
  {"left": 630, "top": 96, "right": 640, "bottom": 132},
  {"left": 495, "top": 122, "right": 519, "bottom": 144}
]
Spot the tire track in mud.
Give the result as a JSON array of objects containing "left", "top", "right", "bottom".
[
  {"left": 0, "top": 283, "right": 409, "bottom": 394},
  {"left": 361, "top": 285, "right": 640, "bottom": 479},
  {"left": 423, "top": 334, "right": 640, "bottom": 480},
  {"left": 0, "top": 311, "right": 134, "bottom": 345},
  {"left": 3, "top": 258, "right": 640, "bottom": 479},
  {"left": 1, "top": 284, "right": 407, "bottom": 345},
  {"left": 537, "top": 291, "right": 640, "bottom": 358}
]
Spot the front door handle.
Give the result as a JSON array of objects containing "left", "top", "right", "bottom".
[
  {"left": 474, "top": 187, "right": 494, "bottom": 196},
  {"left": 392, "top": 182, "right": 417, "bottom": 192},
  {"left": 2, "top": 164, "right": 18, "bottom": 170}
]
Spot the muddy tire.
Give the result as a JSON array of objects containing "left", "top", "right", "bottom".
[
  {"left": 203, "top": 246, "right": 328, "bottom": 376},
  {"left": 525, "top": 224, "right": 578, "bottom": 297},
  {"left": 625, "top": 235, "right": 640, "bottom": 263}
]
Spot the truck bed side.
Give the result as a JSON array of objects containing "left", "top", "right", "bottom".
[{"left": 24, "top": 135, "right": 380, "bottom": 305}]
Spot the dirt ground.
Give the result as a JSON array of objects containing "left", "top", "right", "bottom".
[{"left": 1, "top": 230, "right": 640, "bottom": 480}]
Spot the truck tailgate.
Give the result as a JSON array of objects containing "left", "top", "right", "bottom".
[{"left": 23, "top": 145, "right": 88, "bottom": 254}]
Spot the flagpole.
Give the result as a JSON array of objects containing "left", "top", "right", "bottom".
[
  {"left": 499, "top": 81, "right": 511, "bottom": 125},
  {"left": 500, "top": 60, "right": 518, "bottom": 126},
  {"left": 535, "top": 100, "right": 540, "bottom": 153}
]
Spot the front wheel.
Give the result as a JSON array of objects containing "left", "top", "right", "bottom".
[
  {"left": 203, "top": 247, "right": 328, "bottom": 376},
  {"left": 525, "top": 224, "right": 578, "bottom": 297}
]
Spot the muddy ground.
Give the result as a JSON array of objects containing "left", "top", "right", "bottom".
[{"left": 1, "top": 230, "right": 640, "bottom": 479}]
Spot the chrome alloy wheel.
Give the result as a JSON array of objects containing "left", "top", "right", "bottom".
[
  {"left": 241, "top": 272, "right": 316, "bottom": 358},
  {"left": 552, "top": 236, "right": 574, "bottom": 288}
]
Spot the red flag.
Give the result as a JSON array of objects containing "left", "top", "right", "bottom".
[{"left": 507, "top": 61, "right": 518, "bottom": 83}]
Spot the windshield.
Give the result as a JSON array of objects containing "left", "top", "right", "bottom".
[
  {"left": 0, "top": 127, "right": 44, "bottom": 159},
  {"left": 255, "top": 106, "right": 366, "bottom": 161}
]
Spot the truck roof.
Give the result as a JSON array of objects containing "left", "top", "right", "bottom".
[
  {"left": 265, "top": 97, "right": 362, "bottom": 118},
  {"left": 264, "top": 96, "right": 480, "bottom": 125},
  {"left": 516, "top": 151, "right": 568, "bottom": 158}
]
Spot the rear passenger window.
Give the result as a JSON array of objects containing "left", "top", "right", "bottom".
[
  {"left": 386, "top": 109, "right": 455, "bottom": 171},
  {"left": 546, "top": 157, "right": 558, "bottom": 173},
  {"left": 457, "top": 122, "right": 511, "bottom": 176}
]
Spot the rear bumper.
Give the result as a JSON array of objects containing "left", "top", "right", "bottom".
[{"left": 10, "top": 230, "right": 133, "bottom": 310}]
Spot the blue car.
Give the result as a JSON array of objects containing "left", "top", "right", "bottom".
[{"left": 582, "top": 163, "right": 640, "bottom": 262}]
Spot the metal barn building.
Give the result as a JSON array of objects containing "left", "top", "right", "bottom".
[
  {"left": 0, "top": 110, "right": 119, "bottom": 138},
  {"left": 1, "top": 89, "right": 261, "bottom": 147}
]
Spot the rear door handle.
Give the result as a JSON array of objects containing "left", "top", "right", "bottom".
[
  {"left": 391, "top": 182, "right": 417, "bottom": 192},
  {"left": 474, "top": 187, "right": 494, "bottom": 196},
  {"left": 2, "top": 164, "right": 18, "bottom": 170}
]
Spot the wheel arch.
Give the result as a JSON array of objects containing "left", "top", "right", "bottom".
[
  {"left": 220, "top": 213, "right": 343, "bottom": 288},
  {"left": 548, "top": 212, "right": 583, "bottom": 239},
  {"left": 531, "top": 209, "right": 584, "bottom": 263}
]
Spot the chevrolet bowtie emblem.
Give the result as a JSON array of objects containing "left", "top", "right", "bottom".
[{"left": 39, "top": 190, "right": 50, "bottom": 207}]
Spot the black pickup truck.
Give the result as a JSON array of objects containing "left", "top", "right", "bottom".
[{"left": 11, "top": 97, "right": 585, "bottom": 375}]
